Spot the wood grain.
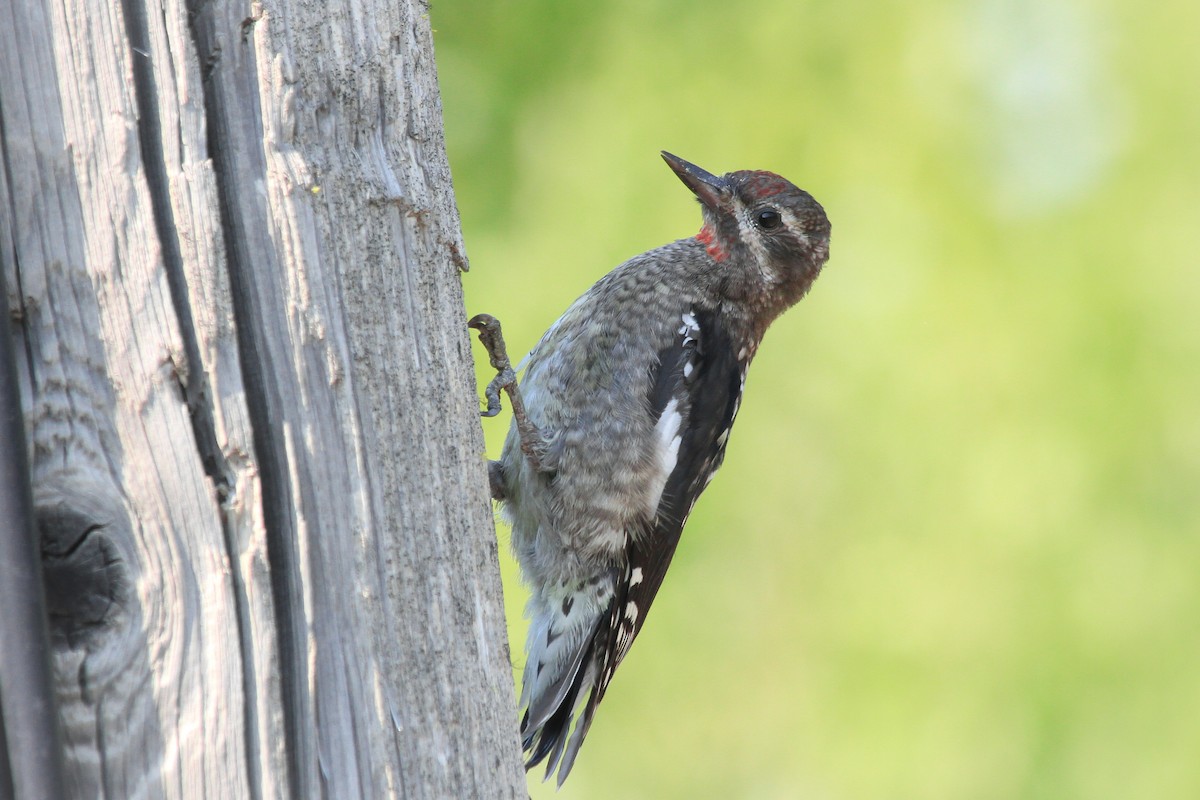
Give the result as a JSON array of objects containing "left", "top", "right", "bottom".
[{"left": 0, "top": 0, "right": 524, "bottom": 796}]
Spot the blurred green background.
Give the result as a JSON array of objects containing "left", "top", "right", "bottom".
[{"left": 431, "top": 0, "right": 1200, "bottom": 797}]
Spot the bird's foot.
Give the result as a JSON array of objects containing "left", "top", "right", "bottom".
[
  {"left": 487, "top": 461, "right": 506, "bottom": 501},
  {"left": 469, "top": 314, "right": 551, "bottom": 474},
  {"left": 468, "top": 313, "right": 520, "bottom": 417}
]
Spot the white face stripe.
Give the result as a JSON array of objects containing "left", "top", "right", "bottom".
[
  {"left": 735, "top": 207, "right": 774, "bottom": 284},
  {"left": 736, "top": 204, "right": 810, "bottom": 287}
]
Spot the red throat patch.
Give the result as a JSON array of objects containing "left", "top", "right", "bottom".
[{"left": 696, "top": 225, "right": 728, "bottom": 262}]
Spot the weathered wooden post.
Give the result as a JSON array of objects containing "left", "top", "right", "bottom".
[{"left": 0, "top": 0, "right": 526, "bottom": 795}]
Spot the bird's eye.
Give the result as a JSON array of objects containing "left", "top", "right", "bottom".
[{"left": 754, "top": 208, "right": 782, "bottom": 230}]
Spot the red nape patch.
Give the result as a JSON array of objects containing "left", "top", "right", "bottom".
[{"left": 695, "top": 225, "right": 728, "bottom": 261}]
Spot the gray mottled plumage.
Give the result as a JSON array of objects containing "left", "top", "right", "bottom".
[{"left": 490, "top": 153, "right": 831, "bottom": 785}]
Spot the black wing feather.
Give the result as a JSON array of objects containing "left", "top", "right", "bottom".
[
  {"left": 524, "top": 308, "right": 748, "bottom": 784},
  {"left": 606, "top": 307, "right": 745, "bottom": 692}
]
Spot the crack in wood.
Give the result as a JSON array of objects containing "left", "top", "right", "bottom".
[
  {"left": 121, "top": 0, "right": 268, "bottom": 797},
  {"left": 184, "top": 1, "right": 314, "bottom": 797},
  {"left": 120, "top": 0, "right": 234, "bottom": 497}
]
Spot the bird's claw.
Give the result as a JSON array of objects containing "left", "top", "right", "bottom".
[
  {"left": 469, "top": 313, "right": 552, "bottom": 474},
  {"left": 481, "top": 366, "right": 517, "bottom": 418},
  {"left": 470, "top": 313, "right": 516, "bottom": 418},
  {"left": 468, "top": 313, "right": 510, "bottom": 368}
]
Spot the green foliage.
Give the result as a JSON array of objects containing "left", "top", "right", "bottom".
[{"left": 433, "top": 0, "right": 1200, "bottom": 796}]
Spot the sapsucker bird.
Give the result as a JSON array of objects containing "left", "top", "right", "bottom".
[{"left": 474, "top": 152, "right": 830, "bottom": 785}]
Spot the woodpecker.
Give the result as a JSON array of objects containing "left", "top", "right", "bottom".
[{"left": 470, "top": 152, "right": 830, "bottom": 785}]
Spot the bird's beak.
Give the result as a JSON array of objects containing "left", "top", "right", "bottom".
[{"left": 661, "top": 151, "right": 730, "bottom": 211}]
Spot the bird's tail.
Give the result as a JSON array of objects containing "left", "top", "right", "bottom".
[{"left": 519, "top": 571, "right": 620, "bottom": 785}]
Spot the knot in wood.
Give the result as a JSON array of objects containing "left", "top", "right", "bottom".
[{"left": 36, "top": 487, "right": 132, "bottom": 650}]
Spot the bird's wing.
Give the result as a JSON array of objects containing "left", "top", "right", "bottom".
[
  {"left": 609, "top": 305, "right": 746, "bottom": 682},
  {"left": 526, "top": 306, "right": 748, "bottom": 783}
]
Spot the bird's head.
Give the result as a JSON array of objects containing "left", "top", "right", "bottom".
[{"left": 662, "top": 151, "right": 830, "bottom": 312}]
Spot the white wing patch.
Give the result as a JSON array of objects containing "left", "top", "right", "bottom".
[
  {"left": 679, "top": 311, "right": 700, "bottom": 341},
  {"left": 680, "top": 311, "right": 701, "bottom": 384},
  {"left": 645, "top": 397, "right": 683, "bottom": 517}
]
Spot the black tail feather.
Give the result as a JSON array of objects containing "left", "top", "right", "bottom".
[{"left": 521, "top": 596, "right": 617, "bottom": 784}]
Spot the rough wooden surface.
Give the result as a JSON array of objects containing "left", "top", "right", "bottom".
[{"left": 0, "top": 0, "right": 525, "bottom": 796}]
